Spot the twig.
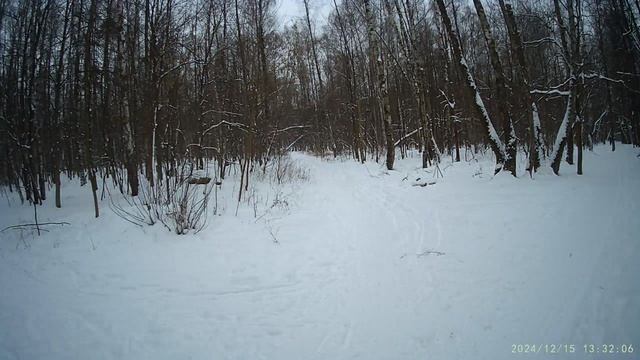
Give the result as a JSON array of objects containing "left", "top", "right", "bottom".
[
  {"left": 285, "top": 135, "right": 306, "bottom": 152},
  {"left": 2, "top": 222, "right": 70, "bottom": 232},
  {"left": 202, "top": 120, "right": 249, "bottom": 136},
  {"left": 394, "top": 127, "right": 422, "bottom": 147},
  {"left": 269, "top": 125, "right": 311, "bottom": 135},
  {"left": 416, "top": 250, "right": 445, "bottom": 257},
  {"left": 268, "top": 227, "right": 279, "bottom": 244},
  {"left": 400, "top": 250, "right": 445, "bottom": 259},
  {"left": 412, "top": 181, "right": 436, "bottom": 187}
]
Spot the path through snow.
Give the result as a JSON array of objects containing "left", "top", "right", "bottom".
[{"left": 1, "top": 146, "right": 639, "bottom": 359}]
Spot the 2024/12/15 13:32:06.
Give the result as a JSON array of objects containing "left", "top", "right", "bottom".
[{"left": 512, "top": 344, "right": 635, "bottom": 354}]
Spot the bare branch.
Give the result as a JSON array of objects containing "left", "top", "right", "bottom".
[
  {"left": 394, "top": 127, "right": 422, "bottom": 147},
  {"left": 531, "top": 89, "right": 571, "bottom": 96},
  {"left": 269, "top": 125, "right": 311, "bottom": 135},
  {"left": 202, "top": 120, "right": 249, "bottom": 136},
  {"left": 2, "top": 222, "right": 70, "bottom": 232},
  {"left": 201, "top": 109, "right": 243, "bottom": 117}
]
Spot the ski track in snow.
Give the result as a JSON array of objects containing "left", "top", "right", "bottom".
[{"left": 0, "top": 145, "right": 639, "bottom": 359}]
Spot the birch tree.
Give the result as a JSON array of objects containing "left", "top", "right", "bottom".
[
  {"left": 435, "top": 0, "right": 507, "bottom": 174},
  {"left": 364, "top": 0, "right": 395, "bottom": 170}
]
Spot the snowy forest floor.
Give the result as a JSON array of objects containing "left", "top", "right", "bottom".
[{"left": 1, "top": 145, "right": 639, "bottom": 359}]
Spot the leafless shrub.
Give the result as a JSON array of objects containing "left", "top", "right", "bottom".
[
  {"left": 270, "top": 190, "right": 289, "bottom": 211},
  {"left": 271, "top": 154, "right": 310, "bottom": 185},
  {"left": 109, "top": 159, "right": 213, "bottom": 235}
]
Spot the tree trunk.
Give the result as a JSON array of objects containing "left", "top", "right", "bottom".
[
  {"left": 435, "top": 0, "right": 506, "bottom": 173},
  {"left": 364, "top": 0, "right": 395, "bottom": 170},
  {"left": 576, "top": 117, "right": 583, "bottom": 175},
  {"left": 566, "top": 125, "right": 574, "bottom": 165},
  {"left": 55, "top": 171, "right": 61, "bottom": 208},
  {"left": 473, "top": 0, "right": 516, "bottom": 176},
  {"left": 498, "top": 0, "right": 544, "bottom": 172},
  {"left": 304, "top": 0, "right": 323, "bottom": 92},
  {"left": 550, "top": 92, "right": 576, "bottom": 175},
  {"left": 550, "top": 0, "right": 580, "bottom": 175},
  {"left": 84, "top": 0, "right": 100, "bottom": 217}
]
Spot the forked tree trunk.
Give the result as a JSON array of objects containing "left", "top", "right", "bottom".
[
  {"left": 550, "top": 92, "right": 576, "bottom": 175},
  {"left": 435, "top": 0, "right": 506, "bottom": 173},
  {"left": 549, "top": 0, "right": 581, "bottom": 175},
  {"left": 473, "top": 0, "right": 516, "bottom": 176},
  {"left": 498, "top": 0, "right": 544, "bottom": 172}
]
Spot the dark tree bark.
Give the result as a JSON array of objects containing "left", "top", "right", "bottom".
[
  {"left": 435, "top": 0, "right": 506, "bottom": 173},
  {"left": 364, "top": 0, "right": 395, "bottom": 170},
  {"left": 472, "top": 0, "right": 516, "bottom": 176},
  {"left": 550, "top": 0, "right": 580, "bottom": 175},
  {"left": 498, "top": 0, "right": 544, "bottom": 173}
]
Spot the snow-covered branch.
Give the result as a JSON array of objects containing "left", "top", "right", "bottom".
[
  {"left": 439, "top": 90, "right": 455, "bottom": 110},
  {"left": 201, "top": 109, "right": 243, "bottom": 117},
  {"left": 269, "top": 125, "right": 311, "bottom": 135},
  {"left": 201, "top": 120, "right": 249, "bottom": 136},
  {"left": 531, "top": 89, "right": 570, "bottom": 96},
  {"left": 523, "top": 37, "right": 557, "bottom": 47},
  {"left": 394, "top": 127, "right": 422, "bottom": 147},
  {"left": 185, "top": 144, "right": 220, "bottom": 153}
]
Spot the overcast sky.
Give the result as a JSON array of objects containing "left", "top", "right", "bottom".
[{"left": 275, "top": 0, "right": 333, "bottom": 29}]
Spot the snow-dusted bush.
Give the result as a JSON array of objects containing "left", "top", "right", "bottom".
[
  {"left": 271, "top": 154, "right": 309, "bottom": 185},
  {"left": 110, "top": 161, "right": 213, "bottom": 235}
]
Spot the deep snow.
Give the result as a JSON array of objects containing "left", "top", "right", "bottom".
[{"left": 1, "top": 145, "right": 639, "bottom": 359}]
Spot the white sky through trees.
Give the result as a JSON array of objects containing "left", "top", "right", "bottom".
[{"left": 276, "top": 0, "right": 333, "bottom": 29}]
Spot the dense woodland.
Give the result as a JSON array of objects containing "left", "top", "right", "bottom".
[{"left": 1, "top": 0, "right": 639, "bottom": 219}]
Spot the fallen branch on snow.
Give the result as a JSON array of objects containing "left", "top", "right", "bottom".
[
  {"left": 412, "top": 177, "right": 437, "bottom": 187},
  {"left": 2, "top": 222, "right": 70, "bottom": 233},
  {"left": 417, "top": 250, "right": 445, "bottom": 257},
  {"left": 400, "top": 250, "right": 445, "bottom": 259}
]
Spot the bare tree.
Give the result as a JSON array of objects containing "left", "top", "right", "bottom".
[
  {"left": 435, "top": 0, "right": 507, "bottom": 174},
  {"left": 472, "top": 0, "right": 517, "bottom": 176},
  {"left": 364, "top": 0, "right": 395, "bottom": 170}
]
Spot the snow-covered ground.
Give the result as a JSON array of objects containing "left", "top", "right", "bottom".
[{"left": 1, "top": 145, "right": 639, "bottom": 359}]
